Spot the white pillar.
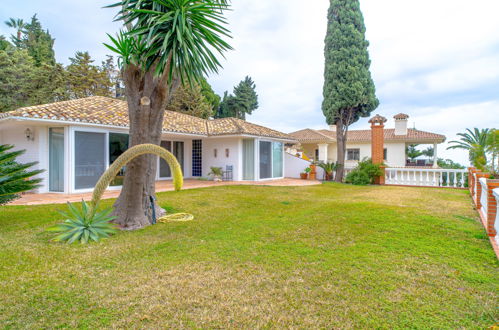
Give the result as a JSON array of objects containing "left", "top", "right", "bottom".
[
  {"left": 318, "top": 144, "right": 329, "bottom": 162},
  {"left": 433, "top": 143, "right": 438, "bottom": 168}
]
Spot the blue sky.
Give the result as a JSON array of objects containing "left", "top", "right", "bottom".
[{"left": 1, "top": 0, "right": 498, "bottom": 165}]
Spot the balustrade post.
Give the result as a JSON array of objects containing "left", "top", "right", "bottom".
[
  {"left": 485, "top": 180, "right": 499, "bottom": 237},
  {"left": 475, "top": 173, "right": 489, "bottom": 209}
]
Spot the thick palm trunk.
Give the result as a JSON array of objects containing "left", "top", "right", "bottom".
[{"left": 112, "top": 63, "right": 179, "bottom": 230}]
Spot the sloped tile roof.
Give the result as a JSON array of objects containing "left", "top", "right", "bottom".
[
  {"left": 285, "top": 128, "right": 334, "bottom": 142},
  {"left": 0, "top": 96, "right": 293, "bottom": 140},
  {"left": 290, "top": 128, "right": 445, "bottom": 143}
]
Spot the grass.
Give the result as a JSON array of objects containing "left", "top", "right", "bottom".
[{"left": 0, "top": 183, "right": 497, "bottom": 328}]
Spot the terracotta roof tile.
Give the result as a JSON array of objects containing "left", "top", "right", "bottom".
[
  {"left": 394, "top": 113, "right": 409, "bottom": 120},
  {"left": 1, "top": 96, "right": 293, "bottom": 140},
  {"left": 290, "top": 128, "right": 445, "bottom": 143}
]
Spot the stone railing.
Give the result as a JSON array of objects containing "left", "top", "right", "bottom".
[
  {"left": 384, "top": 168, "right": 468, "bottom": 188},
  {"left": 468, "top": 167, "right": 499, "bottom": 256}
]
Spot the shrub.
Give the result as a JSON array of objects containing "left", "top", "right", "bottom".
[
  {"left": 345, "top": 158, "right": 384, "bottom": 185},
  {"left": 345, "top": 170, "right": 370, "bottom": 185}
]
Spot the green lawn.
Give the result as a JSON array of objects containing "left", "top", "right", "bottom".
[{"left": 0, "top": 183, "right": 497, "bottom": 328}]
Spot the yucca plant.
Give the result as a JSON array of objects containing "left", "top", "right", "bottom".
[{"left": 48, "top": 201, "right": 118, "bottom": 244}]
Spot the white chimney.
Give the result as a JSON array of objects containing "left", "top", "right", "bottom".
[
  {"left": 329, "top": 124, "right": 336, "bottom": 132},
  {"left": 394, "top": 113, "right": 409, "bottom": 135}
]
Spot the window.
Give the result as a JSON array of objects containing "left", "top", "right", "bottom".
[
  {"left": 315, "top": 149, "right": 319, "bottom": 161},
  {"left": 109, "top": 133, "right": 129, "bottom": 186},
  {"left": 192, "top": 139, "right": 202, "bottom": 176},
  {"left": 347, "top": 148, "right": 360, "bottom": 161},
  {"left": 159, "top": 141, "right": 172, "bottom": 178},
  {"left": 383, "top": 148, "right": 387, "bottom": 161},
  {"left": 74, "top": 131, "right": 106, "bottom": 190}
]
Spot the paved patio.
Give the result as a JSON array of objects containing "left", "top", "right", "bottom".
[{"left": 9, "top": 178, "right": 321, "bottom": 206}]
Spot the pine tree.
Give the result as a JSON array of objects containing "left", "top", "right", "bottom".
[
  {"left": 19, "top": 15, "right": 56, "bottom": 65},
  {"left": 0, "top": 145, "right": 44, "bottom": 205},
  {"left": 199, "top": 77, "right": 221, "bottom": 113},
  {"left": 66, "top": 51, "right": 113, "bottom": 98},
  {"left": 167, "top": 83, "right": 213, "bottom": 119},
  {"left": 0, "top": 48, "right": 66, "bottom": 112},
  {"left": 322, "top": 0, "right": 378, "bottom": 181},
  {"left": 216, "top": 76, "right": 258, "bottom": 119}
]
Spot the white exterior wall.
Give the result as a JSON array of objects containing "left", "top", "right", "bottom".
[
  {"left": 0, "top": 122, "right": 50, "bottom": 192},
  {"left": 284, "top": 152, "right": 325, "bottom": 179},
  {"left": 301, "top": 141, "right": 406, "bottom": 168},
  {"left": 384, "top": 142, "right": 406, "bottom": 167},
  {"left": 201, "top": 137, "right": 241, "bottom": 180}
]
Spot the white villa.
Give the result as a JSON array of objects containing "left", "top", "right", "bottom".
[
  {"left": 0, "top": 96, "right": 295, "bottom": 194},
  {"left": 289, "top": 113, "right": 446, "bottom": 168}
]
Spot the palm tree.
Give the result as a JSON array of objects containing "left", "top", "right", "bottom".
[
  {"left": 0, "top": 145, "right": 44, "bottom": 205},
  {"left": 4, "top": 18, "right": 26, "bottom": 42},
  {"left": 104, "top": 0, "right": 232, "bottom": 229},
  {"left": 447, "top": 128, "right": 490, "bottom": 168}
]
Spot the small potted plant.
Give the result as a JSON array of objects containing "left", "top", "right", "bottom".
[
  {"left": 208, "top": 166, "right": 223, "bottom": 182},
  {"left": 300, "top": 167, "right": 311, "bottom": 180}
]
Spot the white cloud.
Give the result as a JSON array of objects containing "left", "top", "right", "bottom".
[{"left": 2, "top": 0, "right": 499, "bottom": 166}]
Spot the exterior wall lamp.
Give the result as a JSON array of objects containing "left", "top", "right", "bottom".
[
  {"left": 25, "top": 128, "right": 35, "bottom": 141},
  {"left": 225, "top": 148, "right": 229, "bottom": 158}
]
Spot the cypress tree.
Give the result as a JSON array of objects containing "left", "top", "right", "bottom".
[{"left": 322, "top": 0, "right": 379, "bottom": 181}]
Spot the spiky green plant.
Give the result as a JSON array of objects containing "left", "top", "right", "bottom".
[
  {"left": 48, "top": 201, "right": 118, "bottom": 244},
  {"left": 0, "top": 144, "right": 44, "bottom": 205}
]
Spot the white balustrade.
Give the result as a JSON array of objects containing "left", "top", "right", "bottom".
[
  {"left": 385, "top": 168, "right": 468, "bottom": 188},
  {"left": 493, "top": 188, "right": 499, "bottom": 247},
  {"left": 479, "top": 177, "right": 488, "bottom": 218}
]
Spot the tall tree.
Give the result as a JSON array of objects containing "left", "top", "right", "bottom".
[
  {"left": 199, "top": 77, "right": 221, "bottom": 114},
  {"left": 4, "top": 18, "right": 26, "bottom": 46},
  {"left": 447, "top": 128, "right": 490, "bottom": 169},
  {"left": 102, "top": 55, "right": 125, "bottom": 99},
  {"left": 322, "top": 0, "right": 379, "bottom": 182},
  {"left": 216, "top": 76, "right": 258, "bottom": 119},
  {"left": 406, "top": 144, "right": 423, "bottom": 161},
  {"left": 66, "top": 51, "right": 113, "bottom": 98},
  {"left": 167, "top": 83, "right": 213, "bottom": 119},
  {"left": 18, "top": 15, "right": 56, "bottom": 65},
  {"left": 105, "top": 0, "right": 232, "bottom": 229}
]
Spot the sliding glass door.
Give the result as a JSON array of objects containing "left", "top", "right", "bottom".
[
  {"left": 49, "top": 128, "right": 64, "bottom": 192},
  {"left": 259, "top": 140, "right": 284, "bottom": 180},
  {"left": 259, "top": 141, "right": 272, "bottom": 179},
  {"left": 242, "top": 139, "right": 255, "bottom": 180},
  {"left": 74, "top": 131, "right": 106, "bottom": 190},
  {"left": 272, "top": 142, "right": 283, "bottom": 178}
]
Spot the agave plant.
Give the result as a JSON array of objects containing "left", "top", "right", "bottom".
[{"left": 48, "top": 201, "right": 118, "bottom": 244}]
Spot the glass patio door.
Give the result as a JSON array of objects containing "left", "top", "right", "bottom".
[
  {"left": 74, "top": 131, "right": 106, "bottom": 190},
  {"left": 242, "top": 139, "right": 255, "bottom": 180},
  {"left": 259, "top": 141, "right": 272, "bottom": 179},
  {"left": 49, "top": 128, "right": 64, "bottom": 192}
]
